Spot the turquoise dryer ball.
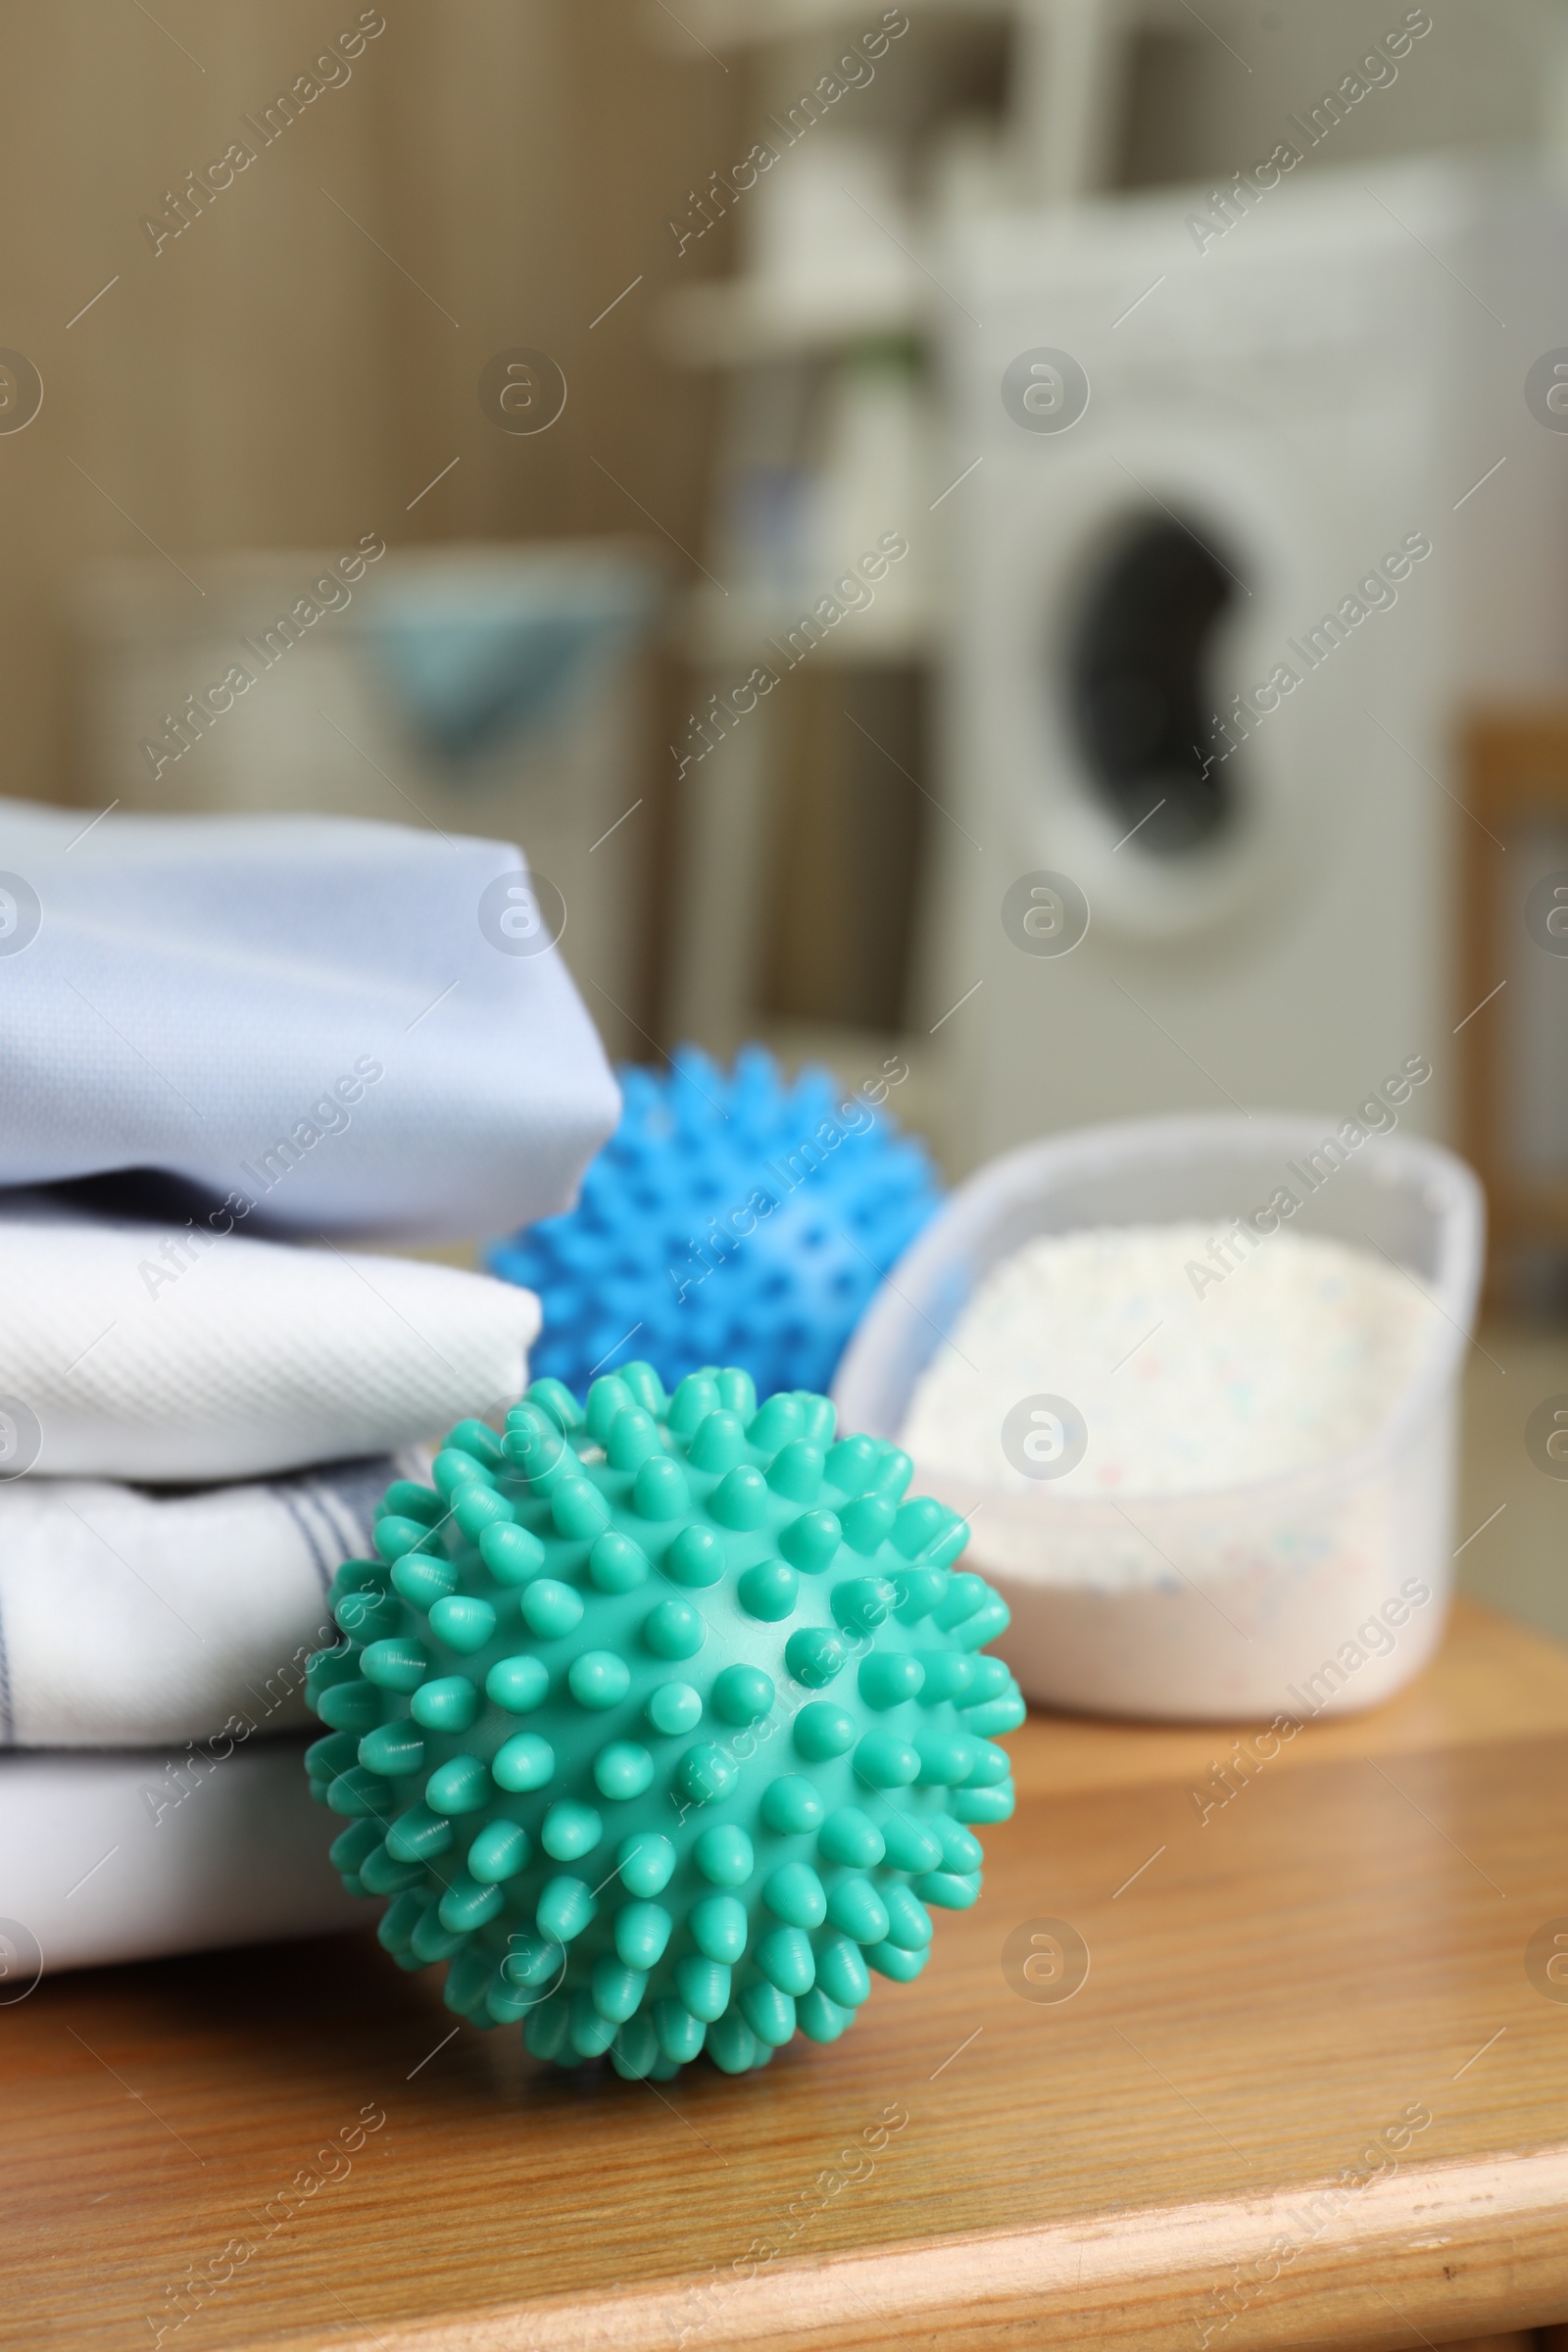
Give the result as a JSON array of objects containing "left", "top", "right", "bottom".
[{"left": 305, "top": 1363, "right": 1022, "bottom": 2081}]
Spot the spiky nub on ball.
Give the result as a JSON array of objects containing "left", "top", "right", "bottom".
[
  {"left": 483, "top": 1047, "right": 942, "bottom": 1401},
  {"left": 305, "top": 1363, "right": 1021, "bottom": 2080}
]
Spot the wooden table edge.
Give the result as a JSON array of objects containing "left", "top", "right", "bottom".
[{"left": 208, "top": 2141, "right": 1568, "bottom": 2352}]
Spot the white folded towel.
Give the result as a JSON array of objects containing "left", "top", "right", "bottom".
[
  {"left": 0, "top": 797, "right": 619, "bottom": 1240},
  {"left": 0, "top": 1450, "right": 423, "bottom": 1749},
  {"left": 0, "top": 1208, "right": 538, "bottom": 1481},
  {"left": 0, "top": 1737, "right": 362, "bottom": 1975}
]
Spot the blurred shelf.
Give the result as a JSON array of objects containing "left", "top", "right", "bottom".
[
  {"left": 681, "top": 581, "right": 938, "bottom": 665},
  {"left": 657, "top": 270, "right": 922, "bottom": 367},
  {"left": 642, "top": 0, "right": 1198, "bottom": 54},
  {"left": 641, "top": 0, "right": 1013, "bottom": 54}
]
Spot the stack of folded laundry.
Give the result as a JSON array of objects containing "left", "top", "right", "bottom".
[{"left": 0, "top": 799, "right": 617, "bottom": 1978}]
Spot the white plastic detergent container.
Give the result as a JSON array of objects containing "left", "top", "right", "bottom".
[{"left": 833, "top": 1115, "right": 1484, "bottom": 1722}]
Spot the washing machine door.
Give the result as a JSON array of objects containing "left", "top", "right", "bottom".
[
  {"left": 989, "top": 424, "right": 1344, "bottom": 943},
  {"left": 1066, "top": 512, "right": 1239, "bottom": 858}
]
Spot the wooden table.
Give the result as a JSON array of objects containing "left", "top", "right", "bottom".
[{"left": 8, "top": 1599, "right": 1568, "bottom": 2352}]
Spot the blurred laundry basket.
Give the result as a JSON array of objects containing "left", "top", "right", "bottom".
[{"left": 74, "top": 541, "right": 662, "bottom": 1054}]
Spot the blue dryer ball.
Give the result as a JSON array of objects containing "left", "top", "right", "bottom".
[{"left": 484, "top": 1045, "right": 941, "bottom": 1401}]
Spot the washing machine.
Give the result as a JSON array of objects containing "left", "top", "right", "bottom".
[{"left": 925, "top": 157, "right": 1568, "bottom": 1166}]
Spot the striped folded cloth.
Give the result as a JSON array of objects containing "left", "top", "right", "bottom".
[
  {"left": 0, "top": 1448, "right": 424, "bottom": 1750},
  {"left": 0, "top": 1450, "right": 421, "bottom": 1973}
]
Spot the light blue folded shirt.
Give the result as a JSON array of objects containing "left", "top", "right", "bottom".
[{"left": 0, "top": 799, "right": 619, "bottom": 1239}]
